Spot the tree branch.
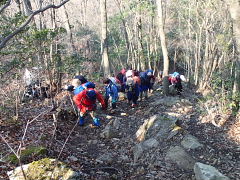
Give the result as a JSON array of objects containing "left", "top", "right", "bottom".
[
  {"left": 0, "top": 0, "right": 70, "bottom": 50},
  {"left": 0, "top": 0, "right": 11, "bottom": 14}
]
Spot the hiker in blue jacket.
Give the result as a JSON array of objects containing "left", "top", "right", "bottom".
[{"left": 103, "top": 78, "right": 119, "bottom": 109}]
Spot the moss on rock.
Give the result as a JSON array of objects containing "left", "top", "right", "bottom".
[
  {"left": 7, "top": 158, "right": 79, "bottom": 180},
  {"left": 7, "top": 146, "right": 47, "bottom": 164},
  {"left": 26, "top": 158, "right": 77, "bottom": 180}
]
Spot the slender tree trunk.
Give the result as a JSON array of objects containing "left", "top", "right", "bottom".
[
  {"left": 136, "top": 0, "right": 145, "bottom": 70},
  {"left": 225, "top": 0, "right": 240, "bottom": 110},
  {"left": 156, "top": 0, "right": 169, "bottom": 95},
  {"left": 100, "top": 0, "right": 110, "bottom": 77},
  {"left": 114, "top": 0, "right": 130, "bottom": 65},
  {"left": 63, "top": 5, "right": 76, "bottom": 52}
]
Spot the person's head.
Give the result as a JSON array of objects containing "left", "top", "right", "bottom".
[
  {"left": 103, "top": 78, "right": 111, "bottom": 85},
  {"left": 120, "top": 69, "right": 126, "bottom": 75},
  {"left": 72, "top": 79, "right": 81, "bottom": 87},
  {"left": 126, "top": 70, "right": 133, "bottom": 78},
  {"left": 74, "top": 75, "right": 88, "bottom": 84}
]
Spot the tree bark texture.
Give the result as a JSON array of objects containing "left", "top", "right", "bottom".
[{"left": 100, "top": 0, "right": 110, "bottom": 77}]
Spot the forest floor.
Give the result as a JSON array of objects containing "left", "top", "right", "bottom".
[{"left": 0, "top": 85, "right": 240, "bottom": 180}]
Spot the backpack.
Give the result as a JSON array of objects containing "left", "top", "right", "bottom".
[
  {"left": 109, "top": 77, "right": 121, "bottom": 91},
  {"left": 86, "top": 89, "right": 97, "bottom": 102},
  {"left": 139, "top": 72, "right": 148, "bottom": 86},
  {"left": 126, "top": 77, "right": 135, "bottom": 92},
  {"left": 74, "top": 82, "right": 95, "bottom": 95}
]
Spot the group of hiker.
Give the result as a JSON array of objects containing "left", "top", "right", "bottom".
[{"left": 66, "top": 69, "right": 185, "bottom": 127}]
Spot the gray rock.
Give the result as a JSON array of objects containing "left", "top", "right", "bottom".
[
  {"left": 194, "top": 162, "right": 230, "bottom": 180},
  {"left": 133, "top": 138, "right": 159, "bottom": 163},
  {"left": 97, "top": 153, "right": 114, "bottom": 164},
  {"left": 165, "top": 146, "right": 195, "bottom": 170},
  {"left": 142, "top": 138, "right": 159, "bottom": 149},
  {"left": 136, "top": 114, "right": 177, "bottom": 143},
  {"left": 100, "top": 120, "right": 119, "bottom": 139},
  {"left": 113, "top": 119, "right": 121, "bottom": 129},
  {"left": 133, "top": 144, "right": 144, "bottom": 163},
  {"left": 68, "top": 156, "right": 78, "bottom": 162},
  {"left": 181, "top": 134, "right": 203, "bottom": 150},
  {"left": 150, "top": 96, "right": 180, "bottom": 107},
  {"left": 118, "top": 155, "right": 130, "bottom": 162},
  {"left": 7, "top": 158, "right": 80, "bottom": 180}
]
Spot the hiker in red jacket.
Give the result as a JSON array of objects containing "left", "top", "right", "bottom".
[{"left": 73, "top": 88, "right": 106, "bottom": 127}]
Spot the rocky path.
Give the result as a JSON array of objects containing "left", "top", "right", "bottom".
[
  {"left": 48, "top": 88, "right": 239, "bottom": 179},
  {"left": 1, "top": 87, "right": 240, "bottom": 180}
]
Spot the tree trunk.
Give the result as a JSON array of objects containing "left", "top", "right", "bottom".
[
  {"left": 63, "top": 5, "right": 76, "bottom": 52},
  {"left": 156, "top": 0, "right": 169, "bottom": 95},
  {"left": 225, "top": 0, "right": 240, "bottom": 110},
  {"left": 22, "top": 0, "right": 32, "bottom": 16},
  {"left": 100, "top": 0, "right": 110, "bottom": 77}
]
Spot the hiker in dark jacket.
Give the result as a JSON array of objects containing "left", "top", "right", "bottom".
[{"left": 125, "top": 72, "right": 140, "bottom": 107}]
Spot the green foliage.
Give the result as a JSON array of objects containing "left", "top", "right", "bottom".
[
  {"left": 0, "top": 0, "right": 8, "bottom": 6},
  {"left": 62, "top": 53, "right": 87, "bottom": 74},
  {"left": 7, "top": 146, "right": 47, "bottom": 164},
  {"left": 0, "top": 13, "right": 27, "bottom": 38}
]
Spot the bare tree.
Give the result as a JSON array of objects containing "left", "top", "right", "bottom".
[
  {"left": 156, "top": 0, "right": 169, "bottom": 95},
  {"left": 225, "top": 0, "right": 240, "bottom": 109},
  {"left": 0, "top": 0, "right": 70, "bottom": 50},
  {"left": 100, "top": 0, "right": 111, "bottom": 77}
]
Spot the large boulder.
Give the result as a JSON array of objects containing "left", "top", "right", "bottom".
[
  {"left": 7, "top": 158, "right": 80, "bottom": 180},
  {"left": 194, "top": 162, "right": 230, "bottom": 180},
  {"left": 165, "top": 146, "right": 195, "bottom": 170},
  {"left": 136, "top": 114, "right": 178, "bottom": 143}
]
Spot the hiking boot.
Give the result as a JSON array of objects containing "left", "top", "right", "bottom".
[
  {"left": 79, "top": 116, "right": 84, "bottom": 126},
  {"left": 93, "top": 118, "right": 100, "bottom": 127}
]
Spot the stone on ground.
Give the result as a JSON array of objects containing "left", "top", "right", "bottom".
[
  {"left": 165, "top": 146, "right": 195, "bottom": 170},
  {"left": 194, "top": 162, "right": 230, "bottom": 180},
  {"left": 181, "top": 134, "right": 203, "bottom": 150}
]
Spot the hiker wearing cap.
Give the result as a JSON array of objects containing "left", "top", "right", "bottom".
[
  {"left": 146, "top": 69, "right": 155, "bottom": 93},
  {"left": 73, "top": 88, "right": 106, "bottom": 127},
  {"left": 103, "top": 78, "right": 119, "bottom": 109}
]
